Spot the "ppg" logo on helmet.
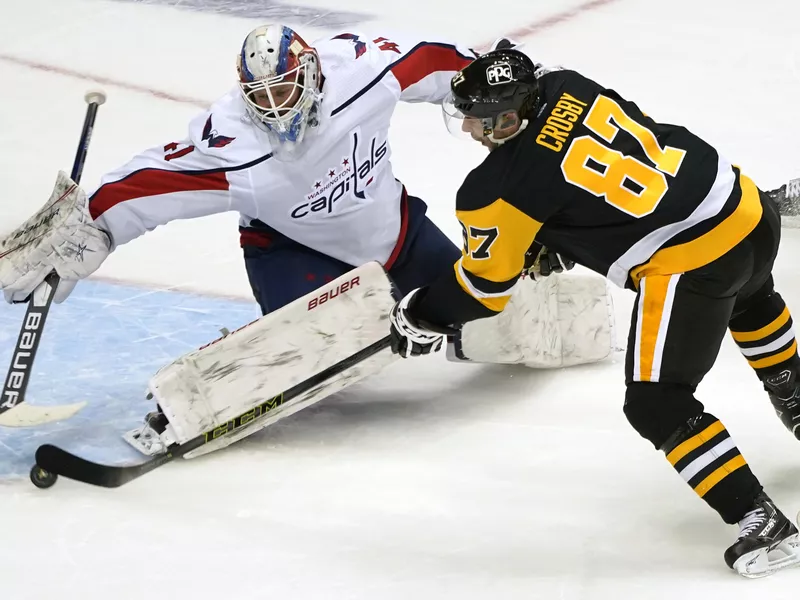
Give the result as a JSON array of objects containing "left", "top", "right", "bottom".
[{"left": 486, "top": 63, "right": 514, "bottom": 86}]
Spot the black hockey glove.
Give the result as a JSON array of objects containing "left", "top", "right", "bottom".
[
  {"left": 524, "top": 242, "right": 575, "bottom": 280},
  {"left": 389, "top": 288, "right": 452, "bottom": 358}
]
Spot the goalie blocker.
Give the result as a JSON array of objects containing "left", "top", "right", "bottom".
[{"left": 125, "top": 263, "right": 614, "bottom": 459}]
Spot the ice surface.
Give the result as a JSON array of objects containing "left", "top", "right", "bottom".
[
  {"left": 2, "top": 0, "right": 800, "bottom": 598},
  {"left": 0, "top": 281, "right": 260, "bottom": 476}
]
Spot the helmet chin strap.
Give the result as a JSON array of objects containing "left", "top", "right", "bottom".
[{"left": 487, "top": 119, "right": 529, "bottom": 145}]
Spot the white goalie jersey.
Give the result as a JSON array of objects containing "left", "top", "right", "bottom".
[{"left": 88, "top": 33, "right": 475, "bottom": 268}]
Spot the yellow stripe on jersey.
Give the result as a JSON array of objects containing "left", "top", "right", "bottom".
[
  {"left": 452, "top": 264, "right": 514, "bottom": 312},
  {"left": 630, "top": 174, "right": 763, "bottom": 288},
  {"left": 730, "top": 307, "right": 791, "bottom": 343},
  {"left": 454, "top": 198, "right": 542, "bottom": 312}
]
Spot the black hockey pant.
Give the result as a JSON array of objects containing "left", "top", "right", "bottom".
[{"left": 623, "top": 189, "right": 797, "bottom": 524}]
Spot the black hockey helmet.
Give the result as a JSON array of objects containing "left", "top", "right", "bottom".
[{"left": 443, "top": 49, "right": 540, "bottom": 141}]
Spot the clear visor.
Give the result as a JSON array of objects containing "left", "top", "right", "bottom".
[{"left": 442, "top": 92, "right": 522, "bottom": 143}]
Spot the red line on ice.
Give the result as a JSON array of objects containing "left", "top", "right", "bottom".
[
  {"left": 0, "top": 53, "right": 209, "bottom": 108},
  {"left": 496, "top": 0, "right": 620, "bottom": 43},
  {"left": 0, "top": 0, "right": 619, "bottom": 106}
]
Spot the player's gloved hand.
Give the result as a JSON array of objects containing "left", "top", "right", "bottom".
[
  {"left": 522, "top": 242, "right": 575, "bottom": 281},
  {"left": 0, "top": 171, "right": 111, "bottom": 304},
  {"left": 389, "top": 288, "right": 449, "bottom": 358},
  {"left": 523, "top": 242, "right": 575, "bottom": 280}
]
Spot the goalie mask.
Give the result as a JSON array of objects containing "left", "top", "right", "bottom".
[
  {"left": 443, "top": 49, "right": 540, "bottom": 146},
  {"left": 237, "top": 24, "right": 323, "bottom": 158}
]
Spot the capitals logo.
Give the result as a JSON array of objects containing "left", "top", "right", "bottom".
[
  {"left": 202, "top": 115, "right": 236, "bottom": 148},
  {"left": 333, "top": 33, "right": 367, "bottom": 59},
  {"left": 291, "top": 130, "right": 388, "bottom": 219}
]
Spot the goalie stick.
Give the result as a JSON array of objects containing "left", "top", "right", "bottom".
[
  {"left": 33, "top": 336, "right": 392, "bottom": 488},
  {"left": 0, "top": 90, "right": 106, "bottom": 427}
]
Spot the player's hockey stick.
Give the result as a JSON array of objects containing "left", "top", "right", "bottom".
[
  {"left": 0, "top": 91, "right": 106, "bottom": 427},
  {"left": 33, "top": 335, "right": 393, "bottom": 487}
]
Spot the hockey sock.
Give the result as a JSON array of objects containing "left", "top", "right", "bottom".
[
  {"left": 730, "top": 291, "right": 798, "bottom": 379},
  {"left": 661, "top": 412, "right": 762, "bottom": 524}
]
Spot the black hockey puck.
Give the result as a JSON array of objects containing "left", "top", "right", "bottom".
[{"left": 30, "top": 465, "right": 58, "bottom": 489}]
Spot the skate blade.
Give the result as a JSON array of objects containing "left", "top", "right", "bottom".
[{"left": 733, "top": 533, "right": 800, "bottom": 578}]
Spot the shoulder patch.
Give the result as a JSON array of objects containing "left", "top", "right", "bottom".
[
  {"left": 333, "top": 33, "right": 368, "bottom": 59},
  {"left": 202, "top": 115, "right": 236, "bottom": 149}
]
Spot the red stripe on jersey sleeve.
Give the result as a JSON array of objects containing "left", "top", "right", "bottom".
[
  {"left": 390, "top": 44, "right": 472, "bottom": 91},
  {"left": 89, "top": 169, "right": 229, "bottom": 220}
]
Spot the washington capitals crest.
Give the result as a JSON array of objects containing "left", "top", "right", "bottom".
[
  {"left": 202, "top": 115, "right": 236, "bottom": 149},
  {"left": 333, "top": 33, "right": 367, "bottom": 59}
]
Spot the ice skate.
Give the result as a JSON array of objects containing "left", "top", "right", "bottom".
[
  {"left": 122, "top": 407, "right": 176, "bottom": 456},
  {"left": 763, "top": 369, "right": 800, "bottom": 440},
  {"left": 724, "top": 492, "right": 800, "bottom": 578}
]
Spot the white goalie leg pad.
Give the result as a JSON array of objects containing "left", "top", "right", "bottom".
[
  {"left": 185, "top": 350, "right": 393, "bottom": 459},
  {"left": 146, "top": 262, "right": 398, "bottom": 457},
  {"left": 453, "top": 272, "right": 615, "bottom": 368}
]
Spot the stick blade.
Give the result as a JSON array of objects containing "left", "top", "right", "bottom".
[
  {"left": 0, "top": 401, "right": 86, "bottom": 427},
  {"left": 35, "top": 444, "right": 165, "bottom": 488}
]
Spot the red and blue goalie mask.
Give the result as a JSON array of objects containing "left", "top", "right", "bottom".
[{"left": 237, "top": 24, "right": 323, "bottom": 157}]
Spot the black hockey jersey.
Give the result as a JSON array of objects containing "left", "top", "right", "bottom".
[{"left": 414, "top": 68, "right": 764, "bottom": 326}]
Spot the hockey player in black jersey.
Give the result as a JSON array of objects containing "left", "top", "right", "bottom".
[{"left": 387, "top": 48, "right": 800, "bottom": 577}]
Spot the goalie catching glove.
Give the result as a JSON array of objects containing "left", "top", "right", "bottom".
[
  {"left": 0, "top": 171, "right": 111, "bottom": 303},
  {"left": 389, "top": 288, "right": 457, "bottom": 358}
]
